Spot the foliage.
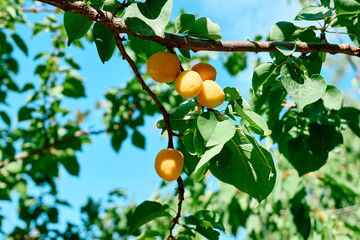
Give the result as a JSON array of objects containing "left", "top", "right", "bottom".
[{"left": 0, "top": 0, "right": 359, "bottom": 239}]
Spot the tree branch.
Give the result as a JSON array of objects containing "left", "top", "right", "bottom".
[
  {"left": 167, "top": 176, "right": 185, "bottom": 240},
  {"left": 112, "top": 33, "right": 175, "bottom": 149},
  {"left": 35, "top": 0, "right": 360, "bottom": 57},
  {"left": 0, "top": 105, "right": 137, "bottom": 168}
]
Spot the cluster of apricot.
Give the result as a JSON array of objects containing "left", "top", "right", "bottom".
[{"left": 147, "top": 51, "right": 225, "bottom": 181}]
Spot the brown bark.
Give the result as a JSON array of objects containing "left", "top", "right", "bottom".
[{"left": 35, "top": 0, "right": 360, "bottom": 57}]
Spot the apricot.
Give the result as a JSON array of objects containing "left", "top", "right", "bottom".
[
  {"left": 147, "top": 52, "right": 180, "bottom": 83},
  {"left": 197, "top": 80, "right": 225, "bottom": 109},
  {"left": 155, "top": 149, "right": 184, "bottom": 181},
  {"left": 174, "top": 70, "right": 203, "bottom": 98},
  {"left": 191, "top": 62, "right": 217, "bottom": 81}
]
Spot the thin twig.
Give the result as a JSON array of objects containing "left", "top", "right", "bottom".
[
  {"left": 166, "top": 46, "right": 185, "bottom": 72},
  {"left": 22, "top": 7, "right": 57, "bottom": 12},
  {"left": 112, "top": 33, "right": 175, "bottom": 149},
  {"left": 167, "top": 176, "right": 185, "bottom": 240},
  {"left": 0, "top": 105, "right": 137, "bottom": 168}
]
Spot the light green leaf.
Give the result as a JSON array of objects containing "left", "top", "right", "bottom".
[
  {"left": 321, "top": 85, "right": 343, "bottom": 110},
  {"left": 194, "top": 144, "right": 224, "bottom": 180},
  {"left": 188, "top": 17, "right": 222, "bottom": 40},
  {"left": 123, "top": 0, "right": 173, "bottom": 37},
  {"left": 197, "top": 112, "right": 236, "bottom": 147},
  {"left": 269, "top": 21, "right": 298, "bottom": 41},
  {"left": 295, "top": 6, "right": 333, "bottom": 20},
  {"left": 276, "top": 44, "right": 296, "bottom": 56},
  {"left": 93, "top": 22, "right": 116, "bottom": 63},
  {"left": 281, "top": 63, "right": 326, "bottom": 112}
]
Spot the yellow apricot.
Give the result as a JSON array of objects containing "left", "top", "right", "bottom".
[
  {"left": 147, "top": 52, "right": 180, "bottom": 83},
  {"left": 191, "top": 62, "right": 217, "bottom": 81},
  {"left": 174, "top": 70, "right": 203, "bottom": 98},
  {"left": 197, "top": 80, "right": 225, "bottom": 109},
  {"left": 155, "top": 149, "right": 184, "bottom": 181}
]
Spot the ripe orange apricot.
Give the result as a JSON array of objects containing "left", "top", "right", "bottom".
[
  {"left": 197, "top": 80, "right": 225, "bottom": 109},
  {"left": 147, "top": 52, "right": 180, "bottom": 83},
  {"left": 191, "top": 62, "right": 217, "bottom": 81},
  {"left": 155, "top": 149, "right": 184, "bottom": 181},
  {"left": 174, "top": 70, "right": 203, "bottom": 98}
]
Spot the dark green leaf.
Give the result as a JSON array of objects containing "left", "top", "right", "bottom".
[
  {"left": 132, "top": 130, "right": 145, "bottom": 149},
  {"left": 334, "top": 0, "right": 360, "bottom": 14},
  {"left": 339, "top": 107, "right": 360, "bottom": 137},
  {"left": 128, "top": 201, "right": 169, "bottom": 234},
  {"left": 290, "top": 188, "right": 311, "bottom": 240},
  {"left": 175, "top": 13, "right": 196, "bottom": 34},
  {"left": 209, "top": 131, "right": 276, "bottom": 202},
  {"left": 93, "top": 22, "right": 116, "bottom": 63},
  {"left": 11, "top": 34, "right": 28, "bottom": 55},
  {"left": 62, "top": 74, "right": 86, "bottom": 98},
  {"left": 252, "top": 63, "right": 279, "bottom": 93},
  {"left": 111, "top": 128, "right": 127, "bottom": 152},
  {"left": 18, "top": 106, "right": 34, "bottom": 122},
  {"left": 224, "top": 53, "right": 247, "bottom": 76},
  {"left": 64, "top": 12, "right": 93, "bottom": 46},
  {"left": 0, "top": 111, "right": 11, "bottom": 126}
]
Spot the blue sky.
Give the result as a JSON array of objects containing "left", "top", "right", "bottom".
[{"left": 6, "top": 0, "right": 355, "bottom": 238}]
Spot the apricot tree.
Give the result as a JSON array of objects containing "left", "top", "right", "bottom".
[{"left": 0, "top": 0, "right": 360, "bottom": 239}]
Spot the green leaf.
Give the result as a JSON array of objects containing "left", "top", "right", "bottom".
[
  {"left": 175, "top": 13, "right": 196, "bottom": 34},
  {"left": 93, "top": 22, "right": 116, "bottom": 63},
  {"left": 224, "top": 87, "right": 242, "bottom": 101},
  {"left": 11, "top": 34, "right": 28, "bottom": 56},
  {"left": 224, "top": 53, "right": 247, "bottom": 76},
  {"left": 280, "top": 63, "right": 326, "bottom": 112},
  {"left": 111, "top": 128, "right": 127, "bottom": 152},
  {"left": 188, "top": 17, "right": 222, "bottom": 40},
  {"left": 276, "top": 44, "right": 296, "bottom": 56},
  {"left": 182, "top": 131, "right": 196, "bottom": 155},
  {"left": 269, "top": 21, "right": 298, "bottom": 41},
  {"left": 132, "top": 130, "right": 145, "bottom": 149},
  {"left": 64, "top": 12, "right": 93, "bottom": 46},
  {"left": 278, "top": 123, "right": 343, "bottom": 176},
  {"left": 334, "top": 0, "right": 360, "bottom": 14},
  {"left": 209, "top": 131, "right": 276, "bottom": 202},
  {"left": 197, "top": 112, "right": 236, "bottom": 147},
  {"left": 18, "top": 106, "right": 34, "bottom": 122},
  {"left": 62, "top": 74, "right": 86, "bottom": 98},
  {"left": 60, "top": 154, "right": 80, "bottom": 176},
  {"left": 252, "top": 63, "right": 279, "bottom": 92},
  {"left": 231, "top": 99, "right": 271, "bottom": 136},
  {"left": 194, "top": 144, "right": 224, "bottom": 180},
  {"left": 123, "top": 0, "right": 173, "bottom": 37},
  {"left": 0, "top": 111, "right": 11, "bottom": 126},
  {"left": 290, "top": 188, "right": 311, "bottom": 240},
  {"left": 185, "top": 210, "right": 225, "bottom": 231},
  {"left": 321, "top": 85, "right": 343, "bottom": 110},
  {"left": 295, "top": 6, "right": 333, "bottom": 20},
  {"left": 339, "top": 107, "right": 360, "bottom": 137},
  {"left": 128, "top": 201, "right": 169, "bottom": 234},
  {"left": 301, "top": 53, "right": 322, "bottom": 76},
  {"left": 5, "top": 160, "right": 23, "bottom": 174},
  {"left": 178, "top": 48, "right": 191, "bottom": 58}
]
